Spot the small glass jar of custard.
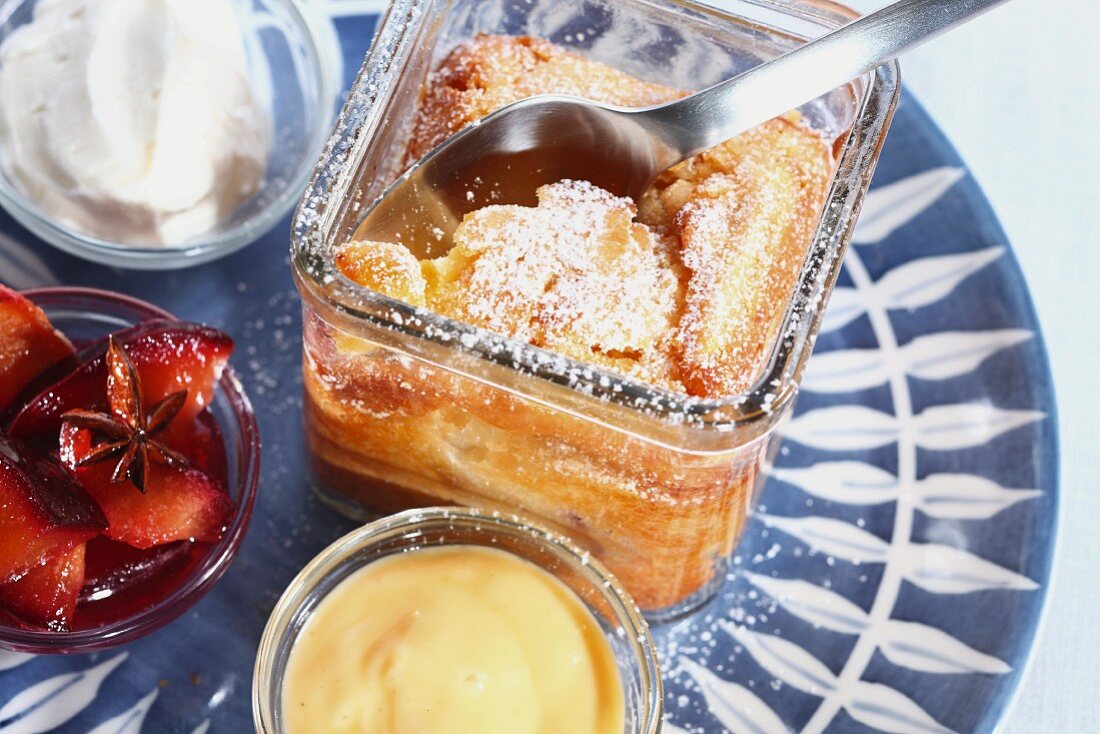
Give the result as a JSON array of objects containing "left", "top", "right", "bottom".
[{"left": 252, "top": 507, "right": 662, "bottom": 734}]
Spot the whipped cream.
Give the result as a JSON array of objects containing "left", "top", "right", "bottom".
[{"left": 0, "top": 0, "right": 272, "bottom": 245}]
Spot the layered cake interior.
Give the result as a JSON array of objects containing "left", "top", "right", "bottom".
[{"left": 305, "top": 34, "right": 837, "bottom": 612}]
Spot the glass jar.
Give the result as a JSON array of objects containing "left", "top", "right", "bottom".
[
  {"left": 291, "top": 0, "right": 899, "bottom": 620},
  {"left": 253, "top": 507, "right": 661, "bottom": 734},
  {"left": 0, "top": 0, "right": 339, "bottom": 269},
  {"left": 0, "top": 288, "right": 260, "bottom": 653}
]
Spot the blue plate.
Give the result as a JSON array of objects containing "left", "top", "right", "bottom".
[{"left": 0, "top": 7, "right": 1057, "bottom": 734}]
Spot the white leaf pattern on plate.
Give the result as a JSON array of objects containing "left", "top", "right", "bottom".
[
  {"left": 843, "top": 681, "right": 956, "bottom": 734},
  {"left": 680, "top": 657, "right": 791, "bottom": 734},
  {"left": 898, "top": 543, "right": 1039, "bottom": 594},
  {"left": 770, "top": 462, "right": 900, "bottom": 506},
  {"left": 770, "top": 464, "right": 1040, "bottom": 522},
  {"left": 878, "top": 621, "right": 1012, "bottom": 675},
  {"left": 820, "top": 286, "right": 865, "bottom": 334},
  {"left": 875, "top": 248, "right": 1004, "bottom": 311},
  {"left": 0, "top": 653, "right": 127, "bottom": 733},
  {"left": 901, "top": 329, "right": 1032, "bottom": 381},
  {"left": 87, "top": 689, "right": 158, "bottom": 734},
  {"left": 912, "top": 403, "right": 1044, "bottom": 450},
  {"left": 803, "top": 329, "right": 1032, "bottom": 393},
  {"left": 721, "top": 622, "right": 838, "bottom": 696},
  {"left": 851, "top": 167, "right": 964, "bottom": 245},
  {"left": 744, "top": 572, "right": 870, "bottom": 635},
  {"left": 761, "top": 515, "right": 889, "bottom": 564},
  {"left": 910, "top": 474, "right": 1041, "bottom": 520},
  {"left": 761, "top": 165, "right": 1040, "bottom": 734},
  {"left": 823, "top": 248, "right": 1004, "bottom": 337},
  {"left": 786, "top": 402, "right": 1041, "bottom": 453},
  {"left": 784, "top": 406, "right": 900, "bottom": 451},
  {"left": 802, "top": 347, "right": 889, "bottom": 393},
  {"left": 0, "top": 654, "right": 33, "bottom": 674}
]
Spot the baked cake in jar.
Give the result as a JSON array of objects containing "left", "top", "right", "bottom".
[{"left": 303, "top": 35, "right": 834, "bottom": 614}]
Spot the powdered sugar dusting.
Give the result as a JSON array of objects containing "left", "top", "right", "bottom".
[
  {"left": 390, "top": 179, "right": 681, "bottom": 389},
  {"left": 291, "top": 15, "right": 870, "bottom": 429},
  {"left": 339, "top": 36, "right": 833, "bottom": 400}
]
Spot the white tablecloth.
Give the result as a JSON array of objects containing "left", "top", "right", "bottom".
[{"left": 847, "top": 0, "right": 1100, "bottom": 730}]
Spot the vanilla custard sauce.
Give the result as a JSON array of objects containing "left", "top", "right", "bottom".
[{"left": 282, "top": 545, "right": 624, "bottom": 733}]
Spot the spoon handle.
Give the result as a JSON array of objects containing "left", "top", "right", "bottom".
[{"left": 655, "top": 0, "right": 1012, "bottom": 158}]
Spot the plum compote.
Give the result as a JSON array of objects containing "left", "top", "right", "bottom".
[{"left": 0, "top": 285, "right": 236, "bottom": 632}]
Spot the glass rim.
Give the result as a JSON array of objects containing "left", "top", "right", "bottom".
[
  {"left": 252, "top": 506, "right": 663, "bottom": 734},
  {"left": 0, "top": 286, "right": 261, "bottom": 653},
  {"left": 290, "top": 0, "right": 900, "bottom": 446},
  {"left": 0, "top": 0, "right": 341, "bottom": 270}
]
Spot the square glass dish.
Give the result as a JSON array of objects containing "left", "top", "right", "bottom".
[{"left": 291, "top": 0, "right": 898, "bottom": 620}]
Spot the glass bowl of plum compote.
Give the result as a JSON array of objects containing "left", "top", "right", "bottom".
[{"left": 0, "top": 286, "right": 259, "bottom": 653}]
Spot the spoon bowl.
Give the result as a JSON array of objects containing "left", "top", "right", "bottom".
[{"left": 355, "top": 95, "right": 679, "bottom": 256}]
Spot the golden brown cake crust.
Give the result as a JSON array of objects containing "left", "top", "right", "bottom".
[
  {"left": 407, "top": 34, "right": 681, "bottom": 162},
  {"left": 340, "top": 36, "right": 833, "bottom": 399},
  {"left": 653, "top": 118, "right": 834, "bottom": 395}
]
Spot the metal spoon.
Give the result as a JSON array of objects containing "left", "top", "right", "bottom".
[{"left": 355, "top": 0, "right": 1010, "bottom": 254}]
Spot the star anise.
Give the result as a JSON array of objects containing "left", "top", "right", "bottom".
[{"left": 62, "top": 335, "right": 189, "bottom": 493}]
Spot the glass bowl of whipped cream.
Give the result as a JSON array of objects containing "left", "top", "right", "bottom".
[{"left": 0, "top": 0, "right": 340, "bottom": 269}]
